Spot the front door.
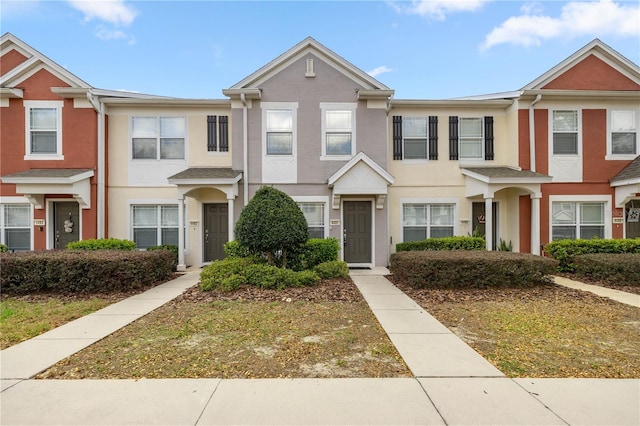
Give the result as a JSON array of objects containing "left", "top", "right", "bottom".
[
  {"left": 343, "top": 201, "right": 372, "bottom": 264},
  {"left": 472, "top": 201, "right": 498, "bottom": 250},
  {"left": 625, "top": 200, "right": 640, "bottom": 239},
  {"left": 54, "top": 202, "right": 80, "bottom": 249},
  {"left": 203, "top": 203, "right": 228, "bottom": 262}
]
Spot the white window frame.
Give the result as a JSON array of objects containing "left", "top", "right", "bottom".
[
  {"left": 607, "top": 109, "right": 639, "bottom": 160},
  {"left": 550, "top": 109, "right": 581, "bottom": 156},
  {"left": 402, "top": 116, "right": 429, "bottom": 161},
  {"left": 399, "top": 198, "right": 459, "bottom": 243},
  {"left": 293, "top": 196, "right": 330, "bottom": 239},
  {"left": 458, "top": 117, "right": 484, "bottom": 161},
  {"left": 0, "top": 198, "right": 33, "bottom": 251},
  {"left": 131, "top": 116, "right": 186, "bottom": 161},
  {"left": 320, "top": 102, "right": 357, "bottom": 160},
  {"left": 128, "top": 200, "right": 186, "bottom": 249},
  {"left": 24, "top": 100, "right": 64, "bottom": 160},
  {"left": 549, "top": 195, "right": 611, "bottom": 242}
]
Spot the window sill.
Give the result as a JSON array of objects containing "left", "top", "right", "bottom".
[
  {"left": 207, "top": 151, "right": 229, "bottom": 156},
  {"left": 24, "top": 154, "right": 64, "bottom": 161},
  {"left": 605, "top": 154, "right": 638, "bottom": 161},
  {"left": 401, "top": 159, "right": 429, "bottom": 164},
  {"left": 320, "top": 155, "right": 353, "bottom": 161}
]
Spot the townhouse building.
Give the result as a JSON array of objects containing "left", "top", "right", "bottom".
[{"left": 2, "top": 33, "right": 638, "bottom": 270}]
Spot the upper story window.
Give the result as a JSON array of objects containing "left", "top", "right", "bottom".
[
  {"left": 392, "top": 116, "right": 439, "bottom": 161},
  {"left": 132, "top": 117, "right": 185, "bottom": 160},
  {"left": 1, "top": 203, "right": 31, "bottom": 251},
  {"left": 321, "top": 103, "right": 356, "bottom": 160},
  {"left": 266, "top": 109, "right": 293, "bottom": 155},
  {"left": 207, "top": 115, "right": 229, "bottom": 153},
  {"left": 24, "top": 101, "right": 63, "bottom": 160},
  {"left": 609, "top": 110, "right": 638, "bottom": 157},
  {"left": 552, "top": 110, "right": 579, "bottom": 155},
  {"left": 448, "top": 116, "right": 493, "bottom": 161}
]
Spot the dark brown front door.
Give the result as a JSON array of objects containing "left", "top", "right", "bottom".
[
  {"left": 203, "top": 203, "right": 228, "bottom": 262},
  {"left": 343, "top": 201, "right": 372, "bottom": 264},
  {"left": 54, "top": 202, "right": 79, "bottom": 249},
  {"left": 625, "top": 200, "right": 640, "bottom": 239},
  {"left": 472, "top": 201, "right": 498, "bottom": 250}
]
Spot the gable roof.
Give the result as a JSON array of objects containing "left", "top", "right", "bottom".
[
  {"left": 610, "top": 156, "right": 640, "bottom": 186},
  {"left": 522, "top": 38, "right": 640, "bottom": 91},
  {"left": 1, "top": 32, "right": 91, "bottom": 89},
  {"left": 224, "top": 36, "right": 392, "bottom": 97}
]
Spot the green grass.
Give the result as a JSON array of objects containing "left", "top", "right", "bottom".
[{"left": 0, "top": 297, "right": 113, "bottom": 349}]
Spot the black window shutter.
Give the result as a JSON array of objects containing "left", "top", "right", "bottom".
[
  {"left": 449, "top": 116, "right": 459, "bottom": 160},
  {"left": 428, "top": 116, "right": 438, "bottom": 160},
  {"left": 207, "top": 115, "right": 217, "bottom": 152},
  {"left": 484, "top": 116, "right": 494, "bottom": 160},
  {"left": 392, "top": 116, "right": 402, "bottom": 160},
  {"left": 219, "top": 116, "right": 229, "bottom": 152}
]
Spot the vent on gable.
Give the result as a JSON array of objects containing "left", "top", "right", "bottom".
[{"left": 305, "top": 59, "right": 315, "bottom": 78}]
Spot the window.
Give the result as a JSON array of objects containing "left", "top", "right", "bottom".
[
  {"left": 610, "top": 110, "right": 637, "bottom": 156},
  {"left": 266, "top": 109, "right": 293, "bottom": 155},
  {"left": 403, "top": 204, "right": 454, "bottom": 241},
  {"left": 551, "top": 202, "right": 605, "bottom": 240},
  {"left": 298, "top": 202, "right": 325, "bottom": 238},
  {"left": 1, "top": 204, "right": 31, "bottom": 251},
  {"left": 132, "top": 117, "right": 185, "bottom": 160},
  {"left": 459, "top": 118, "right": 483, "bottom": 159},
  {"left": 321, "top": 103, "right": 356, "bottom": 158},
  {"left": 207, "top": 115, "right": 229, "bottom": 152},
  {"left": 24, "top": 101, "right": 63, "bottom": 159},
  {"left": 132, "top": 205, "right": 179, "bottom": 249},
  {"left": 552, "top": 110, "right": 579, "bottom": 155},
  {"left": 403, "top": 117, "right": 428, "bottom": 159}
]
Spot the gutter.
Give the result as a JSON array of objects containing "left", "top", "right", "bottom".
[
  {"left": 528, "top": 94, "right": 542, "bottom": 172},
  {"left": 241, "top": 93, "right": 249, "bottom": 206},
  {"left": 87, "top": 91, "right": 106, "bottom": 238}
]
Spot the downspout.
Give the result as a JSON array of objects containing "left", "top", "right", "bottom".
[
  {"left": 87, "top": 91, "right": 105, "bottom": 238},
  {"left": 528, "top": 94, "right": 542, "bottom": 172},
  {"left": 241, "top": 92, "right": 249, "bottom": 205}
]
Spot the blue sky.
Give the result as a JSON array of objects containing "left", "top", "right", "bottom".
[{"left": 2, "top": 0, "right": 639, "bottom": 99}]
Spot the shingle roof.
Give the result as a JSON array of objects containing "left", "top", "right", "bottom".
[
  {"left": 168, "top": 168, "right": 242, "bottom": 180},
  {"left": 0, "top": 168, "right": 93, "bottom": 179},
  {"left": 611, "top": 156, "right": 640, "bottom": 183},
  {"left": 463, "top": 167, "right": 550, "bottom": 179}
]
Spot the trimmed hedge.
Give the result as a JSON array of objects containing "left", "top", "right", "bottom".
[
  {"left": 573, "top": 253, "right": 640, "bottom": 286},
  {"left": 0, "top": 249, "right": 174, "bottom": 294},
  {"left": 396, "top": 236, "right": 485, "bottom": 252},
  {"left": 147, "top": 244, "right": 179, "bottom": 270},
  {"left": 0, "top": 244, "right": 7, "bottom": 253},
  {"left": 545, "top": 238, "right": 640, "bottom": 272},
  {"left": 67, "top": 238, "right": 136, "bottom": 250},
  {"left": 313, "top": 260, "right": 349, "bottom": 279},
  {"left": 290, "top": 238, "right": 340, "bottom": 271},
  {"left": 390, "top": 251, "right": 558, "bottom": 289},
  {"left": 200, "top": 257, "right": 320, "bottom": 292}
]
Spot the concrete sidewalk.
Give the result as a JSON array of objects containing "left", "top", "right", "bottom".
[{"left": 1, "top": 269, "right": 639, "bottom": 425}]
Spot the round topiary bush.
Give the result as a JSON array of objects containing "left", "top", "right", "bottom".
[{"left": 235, "top": 186, "right": 308, "bottom": 267}]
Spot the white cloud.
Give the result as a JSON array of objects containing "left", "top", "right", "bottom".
[
  {"left": 96, "top": 26, "right": 135, "bottom": 45},
  {"left": 391, "top": 0, "right": 490, "bottom": 20},
  {"left": 66, "top": 0, "right": 137, "bottom": 26},
  {"left": 368, "top": 66, "right": 395, "bottom": 78},
  {"left": 482, "top": 0, "right": 640, "bottom": 50}
]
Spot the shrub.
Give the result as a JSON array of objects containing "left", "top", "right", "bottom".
[
  {"left": 224, "top": 240, "right": 251, "bottom": 258},
  {"left": 0, "top": 244, "right": 7, "bottom": 253},
  {"left": 389, "top": 251, "right": 558, "bottom": 289},
  {"left": 396, "top": 236, "right": 485, "bottom": 252},
  {"left": 147, "top": 244, "right": 178, "bottom": 270},
  {"left": 67, "top": 238, "right": 136, "bottom": 250},
  {"left": 244, "top": 264, "right": 319, "bottom": 289},
  {"left": 200, "top": 258, "right": 254, "bottom": 291},
  {"left": 290, "top": 238, "right": 340, "bottom": 271},
  {"left": 573, "top": 253, "right": 640, "bottom": 286},
  {"left": 235, "top": 186, "right": 308, "bottom": 267},
  {"left": 313, "top": 261, "right": 349, "bottom": 279},
  {"left": 0, "top": 249, "right": 174, "bottom": 294},
  {"left": 545, "top": 238, "right": 640, "bottom": 272}
]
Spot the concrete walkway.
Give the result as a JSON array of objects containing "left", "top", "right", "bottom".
[
  {"left": 553, "top": 275, "right": 640, "bottom": 308},
  {"left": 1, "top": 269, "right": 639, "bottom": 425}
]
